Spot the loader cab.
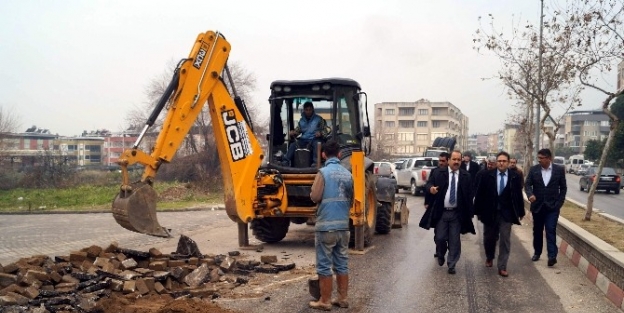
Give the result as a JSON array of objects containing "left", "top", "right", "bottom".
[{"left": 266, "top": 78, "right": 371, "bottom": 172}]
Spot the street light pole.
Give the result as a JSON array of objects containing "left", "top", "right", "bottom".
[{"left": 534, "top": 0, "right": 544, "bottom": 163}]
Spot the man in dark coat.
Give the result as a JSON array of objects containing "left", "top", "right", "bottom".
[
  {"left": 461, "top": 152, "right": 480, "bottom": 182},
  {"left": 420, "top": 150, "right": 475, "bottom": 275},
  {"left": 424, "top": 152, "right": 449, "bottom": 259},
  {"left": 525, "top": 148, "right": 567, "bottom": 267},
  {"left": 474, "top": 151, "right": 525, "bottom": 277}
]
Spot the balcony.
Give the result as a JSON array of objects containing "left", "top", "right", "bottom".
[{"left": 571, "top": 125, "right": 581, "bottom": 133}]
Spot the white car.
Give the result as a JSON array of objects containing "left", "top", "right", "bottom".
[{"left": 373, "top": 161, "right": 397, "bottom": 179}]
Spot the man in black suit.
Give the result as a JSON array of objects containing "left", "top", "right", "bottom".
[
  {"left": 425, "top": 152, "right": 449, "bottom": 259},
  {"left": 474, "top": 151, "right": 525, "bottom": 277},
  {"left": 525, "top": 148, "right": 567, "bottom": 267},
  {"left": 424, "top": 150, "right": 475, "bottom": 275},
  {"left": 461, "top": 152, "right": 480, "bottom": 181}
]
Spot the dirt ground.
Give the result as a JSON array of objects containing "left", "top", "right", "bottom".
[{"left": 560, "top": 202, "right": 624, "bottom": 251}]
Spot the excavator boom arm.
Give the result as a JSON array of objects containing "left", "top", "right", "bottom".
[{"left": 113, "top": 31, "right": 263, "bottom": 236}]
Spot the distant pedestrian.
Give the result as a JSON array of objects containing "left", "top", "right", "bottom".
[
  {"left": 525, "top": 148, "right": 567, "bottom": 267},
  {"left": 461, "top": 152, "right": 480, "bottom": 185},
  {"left": 474, "top": 151, "right": 525, "bottom": 277},
  {"left": 509, "top": 158, "right": 524, "bottom": 188},
  {"left": 309, "top": 140, "right": 353, "bottom": 310},
  {"left": 421, "top": 150, "right": 475, "bottom": 275}
]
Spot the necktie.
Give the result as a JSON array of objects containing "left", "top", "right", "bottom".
[
  {"left": 450, "top": 171, "right": 456, "bottom": 205},
  {"left": 499, "top": 172, "right": 505, "bottom": 195}
]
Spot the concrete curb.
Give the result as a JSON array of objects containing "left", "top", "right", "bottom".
[
  {"left": 555, "top": 198, "right": 624, "bottom": 310},
  {"left": 0, "top": 205, "right": 227, "bottom": 215},
  {"left": 556, "top": 234, "right": 624, "bottom": 310}
]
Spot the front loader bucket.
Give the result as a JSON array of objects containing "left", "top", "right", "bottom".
[{"left": 112, "top": 182, "right": 171, "bottom": 237}]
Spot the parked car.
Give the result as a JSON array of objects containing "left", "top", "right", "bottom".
[
  {"left": 579, "top": 166, "right": 621, "bottom": 194},
  {"left": 373, "top": 161, "right": 397, "bottom": 179},
  {"left": 395, "top": 157, "right": 438, "bottom": 196},
  {"left": 576, "top": 164, "right": 590, "bottom": 176}
]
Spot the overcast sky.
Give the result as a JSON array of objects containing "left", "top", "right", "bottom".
[{"left": 0, "top": 0, "right": 616, "bottom": 137}]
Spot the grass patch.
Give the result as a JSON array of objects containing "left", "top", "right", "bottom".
[
  {"left": 0, "top": 182, "right": 223, "bottom": 213},
  {"left": 560, "top": 201, "right": 624, "bottom": 252}
]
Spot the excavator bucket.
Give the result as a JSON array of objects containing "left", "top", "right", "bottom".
[{"left": 112, "top": 182, "right": 171, "bottom": 237}]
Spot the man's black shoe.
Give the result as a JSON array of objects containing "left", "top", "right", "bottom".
[
  {"left": 448, "top": 268, "right": 456, "bottom": 274},
  {"left": 531, "top": 255, "right": 540, "bottom": 262},
  {"left": 548, "top": 258, "right": 557, "bottom": 267},
  {"left": 437, "top": 257, "right": 445, "bottom": 266},
  {"left": 434, "top": 253, "right": 438, "bottom": 258}
]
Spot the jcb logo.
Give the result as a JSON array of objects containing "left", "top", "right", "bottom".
[
  {"left": 222, "top": 110, "right": 246, "bottom": 161},
  {"left": 193, "top": 48, "right": 206, "bottom": 69}
]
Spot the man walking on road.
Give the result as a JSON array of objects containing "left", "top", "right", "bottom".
[
  {"left": 425, "top": 150, "right": 475, "bottom": 274},
  {"left": 525, "top": 148, "right": 567, "bottom": 267},
  {"left": 309, "top": 140, "right": 353, "bottom": 310},
  {"left": 424, "top": 152, "right": 449, "bottom": 259},
  {"left": 475, "top": 152, "right": 525, "bottom": 277}
]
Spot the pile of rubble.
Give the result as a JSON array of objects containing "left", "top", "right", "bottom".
[{"left": 0, "top": 235, "right": 295, "bottom": 312}]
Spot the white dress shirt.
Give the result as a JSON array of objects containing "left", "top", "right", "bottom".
[{"left": 541, "top": 163, "right": 552, "bottom": 186}]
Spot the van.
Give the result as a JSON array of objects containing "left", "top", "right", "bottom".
[
  {"left": 553, "top": 156, "right": 565, "bottom": 166},
  {"left": 567, "top": 154, "right": 584, "bottom": 174}
]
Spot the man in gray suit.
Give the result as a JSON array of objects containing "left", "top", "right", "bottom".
[{"left": 525, "top": 148, "right": 567, "bottom": 267}]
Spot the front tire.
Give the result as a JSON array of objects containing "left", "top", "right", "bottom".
[
  {"left": 375, "top": 202, "right": 393, "bottom": 234},
  {"left": 251, "top": 217, "right": 290, "bottom": 243},
  {"left": 350, "top": 173, "right": 377, "bottom": 248},
  {"left": 411, "top": 180, "right": 418, "bottom": 196}
]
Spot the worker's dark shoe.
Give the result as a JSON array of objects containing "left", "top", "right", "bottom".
[
  {"left": 485, "top": 259, "right": 493, "bottom": 267},
  {"left": 437, "top": 256, "right": 445, "bottom": 266},
  {"left": 448, "top": 268, "right": 456, "bottom": 275},
  {"left": 548, "top": 258, "right": 557, "bottom": 267},
  {"left": 531, "top": 255, "right": 540, "bottom": 262}
]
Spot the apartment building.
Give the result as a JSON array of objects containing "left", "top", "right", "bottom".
[
  {"left": 374, "top": 99, "right": 469, "bottom": 156},
  {"left": 563, "top": 110, "right": 610, "bottom": 154},
  {"left": 467, "top": 134, "right": 478, "bottom": 152}
]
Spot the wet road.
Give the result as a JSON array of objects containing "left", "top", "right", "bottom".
[
  {"left": 564, "top": 173, "right": 623, "bottom": 218},
  {"left": 0, "top": 196, "right": 620, "bottom": 312}
]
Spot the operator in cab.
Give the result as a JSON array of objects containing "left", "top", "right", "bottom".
[{"left": 286, "top": 101, "right": 328, "bottom": 166}]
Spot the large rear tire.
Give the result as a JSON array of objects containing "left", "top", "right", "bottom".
[
  {"left": 350, "top": 173, "right": 377, "bottom": 248},
  {"left": 375, "top": 202, "right": 393, "bottom": 234},
  {"left": 251, "top": 217, "right": 290, "bottom": 243}
]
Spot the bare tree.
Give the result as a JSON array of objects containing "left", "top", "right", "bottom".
[
  {"left": 555, "top": 0, "right": 624, "bottom": 220},
  {"left": 0, "top": 105, "right": 22, "bottom": 152},
  {"left": 125, "top": 59, "right": 263, "bottom": 186},
  {"left": 473, "top": 7, "right": 582, "bottom": 158}
]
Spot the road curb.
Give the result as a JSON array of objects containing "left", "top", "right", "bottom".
[
  {"left": 556, "top": 233, "right": 624, "bottom": 310},
  {"left": 0, "top": 205, "right": 227, "bottom": 215},
  {"left": 523, "top": 194, "right": 624, "bottom": 310}
]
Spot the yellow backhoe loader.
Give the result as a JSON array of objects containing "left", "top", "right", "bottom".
[{"left": 111, "top": 30, "right": 403, "bottom": 250}]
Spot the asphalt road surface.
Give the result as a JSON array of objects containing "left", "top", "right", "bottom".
[
  {"left": 564, "top": 173, "right": 623, "bottom": 218},
  {"left": 0, "top": 195, "right": 620, "bottom": 312}
]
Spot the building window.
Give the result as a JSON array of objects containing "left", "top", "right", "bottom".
[
  {"left": 398, "top": 132, "right": 414, "bottom": 141},
  {"left": 399, "top": 120, "right": 414, "bottom": 128},
  {"left": 385, "top": 109, "right": 395, "bottom": 115},
  {"left": 417, "top": 121, "right": 427, "bottom": 127},
  {"left": 384, "top": 133, "right": 395, "bottom": 141},
  {"left": 398, "top": 108, "right": 415, "bottom": 116},
  {"left": 384, "top": 121, "right": 395, "bottom": 128},
  {"left": 418, "top": 109, "right": 428, "bottom": 115},
  {"left": 417, "top": 134, "right": 428, "bottom": 141},
  {"left": 432, "top": 108, "right": 442, "bottom": 116},
  {"left": 600, "top": 120, "right": 609, "bottom": 127},
  {"left": 67, "top": 145, "right": 78, "bottom": 151},
  {"left": 396, "top": 145, "right": 414, "bottom": 154},
  {"left": 85, "top": 145, "right": 101, "bottom": 152},
  {"left": 432, "top": 121, "right": 441, "bottom": 128}
]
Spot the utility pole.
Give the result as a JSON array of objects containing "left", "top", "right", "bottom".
[{"left": 534, "top": 0, "right": 544, "bottom": 164}]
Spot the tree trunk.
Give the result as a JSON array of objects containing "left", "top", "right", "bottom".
[{"left": 584, "top": 92, "right": 622, "bottom": 221}]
